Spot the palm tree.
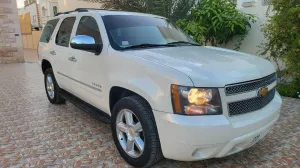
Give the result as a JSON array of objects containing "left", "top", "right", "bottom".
[{"left": 100, "top": 0, "right": 196, "bottom": 21}]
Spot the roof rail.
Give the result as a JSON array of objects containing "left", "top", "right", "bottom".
[
  {"left": 75, "top": 8, "right": 120, "bottom": 12},
  {"left": 55, "top": 8, "right": 119, "bottom": 16},
  {"left": 75, "top": 8, "right": 89, "bottom": 12},
  {"left": 55, "top": 10, "right": 75, "bottom": 16}
]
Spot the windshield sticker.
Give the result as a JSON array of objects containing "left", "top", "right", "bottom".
[{"left": 122, "top": 41, "right": 129, "bottom": 46}]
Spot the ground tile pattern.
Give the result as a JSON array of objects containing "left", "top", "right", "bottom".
[{"left": 0, "top": 63, "right": 299, "bottom": 168}]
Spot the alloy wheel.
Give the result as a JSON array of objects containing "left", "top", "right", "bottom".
[
  {"left": 116, "top": 109, "right": 145, "bottom": 158},
  {"left": 46, "top": 74, "right": 55, "bottom": 99}
]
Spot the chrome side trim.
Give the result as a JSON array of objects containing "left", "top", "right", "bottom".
[{"left": 57, "top": 72, "right": 102, "bottom": 92}]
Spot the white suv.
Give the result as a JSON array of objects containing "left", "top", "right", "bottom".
[{"left": 38, "top": 8, "right": 282, "bottom": 167}]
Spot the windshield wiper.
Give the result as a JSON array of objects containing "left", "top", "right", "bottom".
[
  {"left": 121, "top": 43, "right": 175, "bottom": 50},
  {"left": 167, "top": 41, "right": 200, "bottom": 46}
]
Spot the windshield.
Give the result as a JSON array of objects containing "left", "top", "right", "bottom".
[{"left": 102, "top": 15, "right": 197, "bottom": 50}]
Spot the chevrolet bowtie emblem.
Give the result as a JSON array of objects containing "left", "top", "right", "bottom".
[{"left": 257, "top": 87, "right": 268, "bottom": 97}]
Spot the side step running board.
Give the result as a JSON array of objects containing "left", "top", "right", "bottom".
[{"left": 59, "top": 89, "right": 111, "bottom": 124}]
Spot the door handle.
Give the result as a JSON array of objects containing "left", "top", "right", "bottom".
[
  {"left": 50, "top": 51, "right": 56, "bottom": 55},
  {"left": 68, "top": 56, "right": 77, "bottom": 62}
]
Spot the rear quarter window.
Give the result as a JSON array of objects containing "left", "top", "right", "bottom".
[{"left": 40, "top": 19, "right": 59, "bottom": 43}]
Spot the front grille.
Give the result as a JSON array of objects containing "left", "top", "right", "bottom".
[
  {"left": 228, "top": 88, "right": 276, "bottom": 116},
  {"left": 225, "top": 73, "right": 276, "bottom": 95}
]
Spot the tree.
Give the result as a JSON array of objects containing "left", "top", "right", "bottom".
[
  {"left": 259, "top": 0, "right": 300, "bottom": 98},
  {"left": 99, "top": 0, "right": 195, "bottom": 21},
  {"left": 177, "top": 0, "right": 256, "bottom": 47}
]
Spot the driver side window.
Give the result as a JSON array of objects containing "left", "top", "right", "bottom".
[{"left": 76, "top": 16, "right": 102, "bottom": 44}]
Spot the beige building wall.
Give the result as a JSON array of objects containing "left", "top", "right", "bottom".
[
  {"left": 58, "top": 0, "right": 102, "bottom": 12},
  {"left": 0, "top": 0, "right": 24, "bottom": 63},
  {"left": 39, "top": 0, "right": 58, "bottom": 28},
  {"left": 224, "top": 0, "right": 270, "bottom": 56}
]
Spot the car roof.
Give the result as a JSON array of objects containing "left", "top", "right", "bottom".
[{"left": 53, "top": 8, "right": 164, "bottom": 19}]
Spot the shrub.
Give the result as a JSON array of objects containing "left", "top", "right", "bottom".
[
  {"left": 177, "top": 0, "right": 256, "bottom": 48},
  {"left": 259, "top": 0, "right": 300, "bottom": 97}
]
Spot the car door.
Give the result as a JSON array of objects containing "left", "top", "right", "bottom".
[
  {"left": 68, "top": 13, "right": 107, "bottom": 111},
  {"left": 38, "top": 19, "right": 60, "bottom": 63},
  {"left": 51, "top": 16, "right": 77, "bottom": 92}
]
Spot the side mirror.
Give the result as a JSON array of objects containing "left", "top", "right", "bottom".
[{"left": 70, "top": 35, "right": 102, "bottom": 55}]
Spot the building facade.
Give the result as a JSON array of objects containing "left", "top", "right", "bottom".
[
  {"left": 18, "top": 0, "right": 40, "bottom": 28},
  {"left": 225, "top": 0, "right": 272, "bottom": 56},
  {"left": 39, "top": 0, "right": 58, "bottom": 28},
  {"left": 0, "top": 0, "right": 24, "bottom": 63},
  {"left": 58, "top": 0, "right": 103, "bottom": 12}
]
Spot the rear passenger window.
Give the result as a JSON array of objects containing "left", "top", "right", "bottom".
[
  {"left": 55, "top": 17, "right": 76, "bottom": 47},
  {"left": 76, "top": 16, "right": 102, "bottom": 44},
  {"left": 40, "top": 19, "right": 59, "bottom": 43}
]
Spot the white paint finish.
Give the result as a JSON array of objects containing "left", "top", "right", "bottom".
[
  {"left": 105, "top": 47, "right": 194, "bottom": 113},
  {"left": 66, "top": 12, "right": 107, "bottom": 111},
  {"left": 153, "top": 93, "right": 281, "bottom": 160},
  {"left": 126, "top": 46, "right": 275, "bottom": 87},
  {"left": 38, "top": 11, "right": 283, "bottom": 162}
]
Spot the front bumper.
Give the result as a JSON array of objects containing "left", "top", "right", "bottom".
[{"left": 153, "top": 92, "right": 282, "bottom": 161}]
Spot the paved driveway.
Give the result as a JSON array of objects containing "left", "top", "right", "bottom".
[{"left": 0, "top": 63, "right": 299, "bottom": 168}]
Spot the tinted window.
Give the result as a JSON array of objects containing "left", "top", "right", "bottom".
[
  {"left": 40, "top": 19, "right": 59, "bottom": 43},
  {"left": 102, "top": 15, "right": 196, "bottom": 50},
  {"left": 55, "top": 17, "right": 76, "bottom": 47},
  {"left": 76, "top": 16, "right": 102, "bottom": 44}
]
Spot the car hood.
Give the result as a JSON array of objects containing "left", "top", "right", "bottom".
[{"left": 125, "top": 46, "right": 275, "bottom": 87}]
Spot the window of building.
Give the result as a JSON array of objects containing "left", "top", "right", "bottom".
[
  {"left": 42, "top": 7, "right": 46, "bottom": 16},
  {"left": 53, "top": 6, "right": 58, "bottom": 16},
  {"left": 32, "top": 15, "right": 37, "bottom": 24},
  {"left": 76, "top": 16, "right": 102, "bottom": 44},
  {"left": 40, "top": 19, "right": 59, "bottom": 43},
  {"left": 56, "top": 17, "right": 76, "bottom": 47}
]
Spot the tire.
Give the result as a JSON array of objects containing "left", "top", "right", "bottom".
[
  {"left": 44, "top": 68, "right": 65, "bottom": 104},
  {"left": 111, "top": 95, "right": 163, "bottom": 167}
]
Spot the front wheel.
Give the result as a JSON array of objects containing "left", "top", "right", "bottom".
[
  {"left": 111, "top": 96, "right": 163, "bottom": 167},
  {"left": 44, "top": 68, "right": 65, "bottom": 104}
]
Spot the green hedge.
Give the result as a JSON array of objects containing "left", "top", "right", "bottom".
[{"left": 277, "top": 84, "right": 300, "bottom": 98}]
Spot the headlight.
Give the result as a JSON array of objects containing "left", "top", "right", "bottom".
[{"left": 171, "top": 85, "right": 222, "bottom": 115}]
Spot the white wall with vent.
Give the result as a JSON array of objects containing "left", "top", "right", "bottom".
[{"left": 224, "top": 0, "right": 272, "bottom": 57}]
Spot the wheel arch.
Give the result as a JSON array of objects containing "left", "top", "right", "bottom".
[
  {"left": 41, "top": 59, "right": 52, "bottom": 74},
  {"left": 109, "top": 86, "right": 153, "bottom": 114}
]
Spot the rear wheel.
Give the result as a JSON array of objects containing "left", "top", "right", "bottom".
[
  {"left": 111, "top": 96, "right": 163, "bottom": 167},
  {"left": 44, "top": 68, "right": 65, "bottom": 104}
]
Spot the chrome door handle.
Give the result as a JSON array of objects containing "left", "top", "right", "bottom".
[
  {"left": 68, "top": 57, "right": 77, "bottom": 62},
  {"left": 50, "top": 51, "right": 56, "bottom": 55},
  {"left": 68, "top": 57, "right": 74, "bottom": 61}
]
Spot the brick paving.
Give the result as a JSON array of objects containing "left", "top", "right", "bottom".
[{"left": 0, "top": 63, "right": 299, "bottom": 168}]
